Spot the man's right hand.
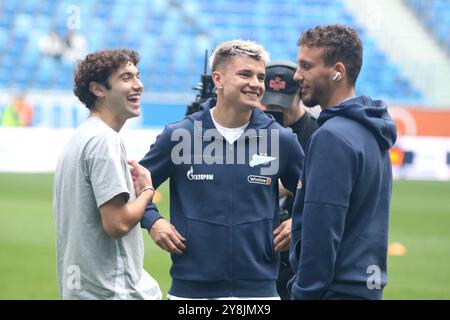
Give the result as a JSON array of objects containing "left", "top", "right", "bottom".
[
  {"left": 149, "top": 219, "right": 186, "bottom": 255},
  {"left": 128, "top": 160, "right": 153, "bottom": 197},
  {"left": 279, "top": 180, "right": 293, "bottom": 198}
]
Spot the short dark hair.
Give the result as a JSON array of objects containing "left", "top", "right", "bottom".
[
  {"left": 74, "top": 49, "right": 140, "bottom": 109},
  {"left": 298, "top": 24, "right": 363, "bottom": 85}
]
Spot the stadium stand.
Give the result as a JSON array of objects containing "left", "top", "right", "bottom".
[
  {"left": 0, "top": 0, "right": 448, "bottom": 127},
  {"left": 407, "top": 0, "right": 450, "bottom": 51}
]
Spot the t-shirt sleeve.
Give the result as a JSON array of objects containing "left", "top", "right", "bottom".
[{"left": 84, "top": 133, "right": 130, "bottom": 208}]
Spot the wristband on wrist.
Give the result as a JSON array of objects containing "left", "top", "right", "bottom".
[{"left": 139, "top": 185, "right": 155, "bottom": 197}]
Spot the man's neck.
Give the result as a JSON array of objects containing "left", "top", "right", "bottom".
[
  {"left": 91, "top": 107, "right": 125, "bottom": 132},
  {"left": 213, "top": 99, "right": 252, "bottom": 128},
  {"left": 322, "top": 87, "right": 356, "bottom": 110}
]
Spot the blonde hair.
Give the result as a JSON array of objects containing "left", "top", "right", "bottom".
[{"left": 209, "top": 39, "right": 270, "bottom": 71}]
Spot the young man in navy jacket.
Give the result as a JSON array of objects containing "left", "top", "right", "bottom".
[
  {"left": 289, "top": 25, "right": 397, "bottom": 300},
  {"left": 140, "top": 40, "right": 304, "bottom": 299}
]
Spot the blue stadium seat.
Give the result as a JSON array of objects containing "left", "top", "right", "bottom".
[
  {"left": 0, "top": 0, "right": 435, "bottom": 105},
  {"left": 21, "top": 0, "right": 41, "bottom": 15},
  {"left": 2, "top": 1, "right": 19, "bottom": 15},
  {"left": 407, "top": 0, "right": 450, "bottom": 51}
]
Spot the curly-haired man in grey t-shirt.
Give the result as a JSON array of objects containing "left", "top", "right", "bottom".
[{"left": 54, "top": 49, "right": 162, "bottom": 299}]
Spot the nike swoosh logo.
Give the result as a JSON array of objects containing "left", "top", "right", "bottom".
[{"left": 249, "top": 154, "right": 277, "bottom": 167}]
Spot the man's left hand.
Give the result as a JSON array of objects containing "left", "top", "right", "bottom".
[{"left": 273, "top": 218, "right": 292, "bottom": 253}]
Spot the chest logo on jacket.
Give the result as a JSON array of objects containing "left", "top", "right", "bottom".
[
  {"left": 186, "top": 166, "right": 214, "bottom": 181},
  {"left": 171, "top": 122, "right": 280, "bottom": 175},
  {"left": 247, "top": 175, "right": 272, "bottom": 185},
  {"left": 249, "top": 154, "right": 277, "bottom": 167}
]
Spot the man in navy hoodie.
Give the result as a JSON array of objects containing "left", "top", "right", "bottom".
[
  {"left": 288, "top": 25, "right": 397, "bottom": 300},
  {"left": 140, "top": 40, "right": 304, "bottom": 299}
]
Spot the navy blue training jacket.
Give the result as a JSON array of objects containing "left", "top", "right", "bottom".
[
  {"left": 289, "top": 96, "right": 397, "bottom": 300},
  {"left": 140, "top": 98, "right": 304, "bottom": 298}
]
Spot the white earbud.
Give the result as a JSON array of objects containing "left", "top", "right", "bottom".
[{"left": 332, "top": 71, "right": 341, "bottom": 81}]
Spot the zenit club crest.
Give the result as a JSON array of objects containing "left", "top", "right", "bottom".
[{"left": 249, "top": 154, "right": 277, "bottom": 167}]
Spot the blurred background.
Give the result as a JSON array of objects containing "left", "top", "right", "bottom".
[{"left": 0, "top": 0, "right": 449, "bottom": 299}]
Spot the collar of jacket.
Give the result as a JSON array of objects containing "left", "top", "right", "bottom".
[{"left": 190, "top": 98, "right": 276, "bottom": 140}]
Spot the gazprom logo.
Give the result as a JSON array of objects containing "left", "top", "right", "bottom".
[
  {"left": 247, "top": 175, "right": 272, "bottom": 185},
  {"left": 187, "top": 166, "right": 214, "bottom": 181}
]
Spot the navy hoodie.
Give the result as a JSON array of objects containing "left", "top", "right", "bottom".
[
  {"left": 140, "top": 98, "right": 304, "bottom": 298},
  {"left": 289, "top": 96, "right": 397, "bottom": 300}
]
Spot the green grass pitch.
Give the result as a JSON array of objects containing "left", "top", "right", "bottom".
[{"left": 0, "top": 173, "right": 449, "bottom": 299}]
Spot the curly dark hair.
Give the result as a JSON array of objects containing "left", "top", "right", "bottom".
[
  {"left": 298, "top": 24, "right": 363, "bottom": 86},
  {"left": 74, "top": 49, "right": 140, "bottom": 110}
]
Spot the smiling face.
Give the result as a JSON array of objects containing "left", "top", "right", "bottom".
[
  {"left": 103, "top": 61, "right": 144, "bottom": 120},
  {"left": 214, "top": 56, "right": 266, "bottom": 111},
  {"left": 293, "top": 45, "right": 334, "bottom": 108}
]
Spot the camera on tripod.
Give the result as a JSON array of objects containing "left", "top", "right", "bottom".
[{"left": 185, "top": 50, "right": 216, "bottom": 116}]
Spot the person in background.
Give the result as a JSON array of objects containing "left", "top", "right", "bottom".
[
  {"left": 38, "top": 30, "right": 64, "bottom": 61},
  {"left": 63, "top": 30, "right": 87, "bottom": 63},
  {"left": 1, "top": 94, "right": 34, "bottom": 127},
  {"left": 261, "top": 60, "right": 319, "bottom": 300}
]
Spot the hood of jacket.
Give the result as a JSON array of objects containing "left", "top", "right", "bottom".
[{"left": 318, "top": 96, "right": 397, "bottom": 150}]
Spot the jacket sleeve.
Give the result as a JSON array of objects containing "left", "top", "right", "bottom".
[
  {"left": 140, "top": 202, "right": 162, "bottom": 230},
  {"left": 139, "top": 126, "right": 174, "bottom": 230},
  {"left": 280, "top": 132, "right": 304, "bottom": 194},
  {"left": 290, "top": 129, "right": 357, "bottom": 300}
]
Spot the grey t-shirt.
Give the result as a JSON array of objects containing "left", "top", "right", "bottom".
[{"left": 53, "top": 116, "right": 161, "bottom": 300}]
